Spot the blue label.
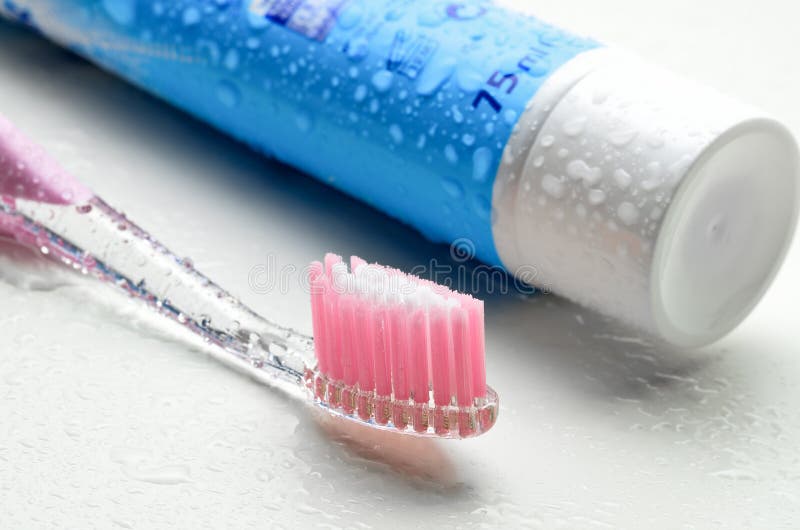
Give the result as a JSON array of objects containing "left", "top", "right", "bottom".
[{"left": 7, "top": 0, "right": 600, "bottom": 265}]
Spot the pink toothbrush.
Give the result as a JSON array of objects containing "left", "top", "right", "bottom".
[{"left": 0, "top": 115, "right": 498, "bottom": 438}]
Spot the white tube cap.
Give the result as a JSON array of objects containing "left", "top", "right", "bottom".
[{"left": 493, "top": 51, "right": 800, "bottom": 347}]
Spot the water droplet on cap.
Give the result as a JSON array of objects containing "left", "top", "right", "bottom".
[
  {"left": 566, "top": 159, "right": 602, "bottom": 186},
  {"left": 617, "top": 201, "right": 639, "bottom": 226},
  {"left": 562, "top": 117, "right": 587, "bottom": 137},
  {"left": 541, "top": 174, "right": 566, "bottom": 198},
  {"left": 613, "top": 168, "right": 632, "bottom": 189},
  {"left": 585, "top": 188, "right": 604, "bottom": 204}
]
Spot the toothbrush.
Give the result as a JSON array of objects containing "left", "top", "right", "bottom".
[{"left": 0, "top": 115, "right": 498, "bottom": 438}]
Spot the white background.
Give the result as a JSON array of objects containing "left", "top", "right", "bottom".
[{"left": 1, "top": 1, "right": 799, "bottom": 528}]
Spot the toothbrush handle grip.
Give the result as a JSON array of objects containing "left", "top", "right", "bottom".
[{"left": 2, "top": 194, "right": 315, "bottom": 389}]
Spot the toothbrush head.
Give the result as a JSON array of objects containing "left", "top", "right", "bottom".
[{"left": 306, "top": 254, "right": 498, "bottom": 438}]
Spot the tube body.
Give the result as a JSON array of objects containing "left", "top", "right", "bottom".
[
  {"left": 1, "top": 0, "right": 597, "bottom": 265},
  {"left": 4, "top": 1, "right": 798, "bottom": 345}
]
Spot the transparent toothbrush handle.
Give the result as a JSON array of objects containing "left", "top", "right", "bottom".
[{"left": 1, "top": 195, "right": 316, "bottom": 391}]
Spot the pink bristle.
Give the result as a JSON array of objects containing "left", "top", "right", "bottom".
[
  {"left": 323, "top": 275, "right": 344, "bottom": 382},
  {"left": 307, "top": 254, "right": 491, "bottom": 435},
  {"left": 430, "top": 304, "right": 453, "bottom": 407},
  {"left": 451, "top": 307, "right": 473, "bottom": 406},
  {"left": 372, "top": 307, "right": 392, "bottom": 398},
  {"left": 387, "top": 303, "right": 410, "bottom": 400},
  {"left": 409, "top": 307, "right": 430, "bottom": 404},
  {"left": 350, "top": 255, "right": 367, "bottom": 271},
  {"left": 421, "top": 277, "right": 451, "bottom": 297},
  {"left": 308, "top": 262, "right": 330, "bottom": 376},
  {"left": 340, "top": 293, "right": 358, "bottom": 388},
  {"left": 354, "top": 297, "right": 375, "bottom": 392},
  {"left": 324, "top": 253, "right": 342, "bottom": 277},
  {"left": 467, "top": 298, "right": 487, "bottom": 399}
]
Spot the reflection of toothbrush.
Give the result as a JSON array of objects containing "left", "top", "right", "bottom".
[{"left": 0, "top": 115, "right": 497, "bottom": 438}]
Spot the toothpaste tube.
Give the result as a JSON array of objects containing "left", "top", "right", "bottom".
[{"left": 3, "top": 0, "right": 798, "bottom": 346}]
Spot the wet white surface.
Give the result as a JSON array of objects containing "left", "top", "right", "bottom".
[{"left": 1, "top": 1, "right": 800, "bottom": 528}]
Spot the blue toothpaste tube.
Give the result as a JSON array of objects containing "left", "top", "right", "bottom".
[{"left": 3, "top": 0, "right": 798, "bottom": 346}]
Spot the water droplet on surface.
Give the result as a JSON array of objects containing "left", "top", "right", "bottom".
[
  {"left": 503, "top": 109, "right": 518, "bottom": 125},
  {"left": 441, "top": 177, "right": 464, "bottom": 198},
  {"left": 223, "top": 49, "right": 239, "bottom": 71},
  {"left": 444, "top": 144, "right": 458, "bottom": 164},
  {"left": 182, "top": 6, "right": 201, "bottom": 26},
  {"left": 640, "top": 161, "right": 663, "bottom": 190},
  {"left": 346, "top": 37, "right": 369, "bottom": 61},
  {"left": 295, "top": 112, "right": 312, "bottom": 132},
  {"left": 456, "top": 68, "right": 483, "bottom": 92},
  {"left": 540, "top": 135, "right": 555, "bottom": 148},
  {"left": 353, "top": 84, "right": 367, "bottom": 102},
  {"left": 388, "top": 124, "right": 403, "bottom": 144},
  {"left": 197, "top": 39, "right": 220, "bottom": 64},
  {"left": 473, "top": 195, "right": 491, "bottom": 220},
  {"left": 102, "top": 0, "right": 135, "bottom": 25},
  {"left": 370, "top": 70, "right": 393, "bottom": 93},
  {"left": 451, "top": 105, "right": 464, "bottom": 124},
  {"left": 416, "top": 57, "right": 456, "bottom": 96},
  {"left": 216, "top": 80, "right": 241, "bottom": 108},
  {"left": 472, "top": 147, "right": 492, "bottom": 182}
]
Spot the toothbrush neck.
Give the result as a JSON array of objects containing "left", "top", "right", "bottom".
[{"left": 6, "top": 194, "right": 315, "bottom": 388}]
